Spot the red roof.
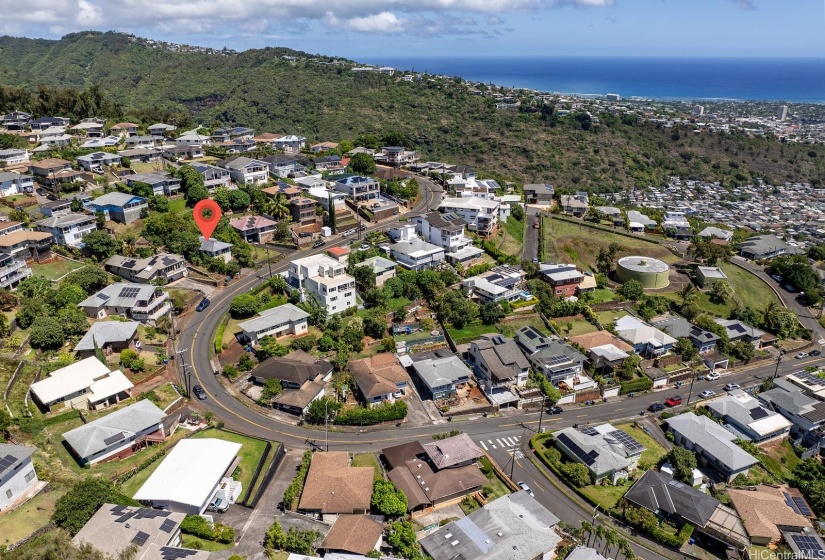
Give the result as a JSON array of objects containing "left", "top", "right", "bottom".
[{"left": 328, "top": 246, "right": 350, "bottom": 256}]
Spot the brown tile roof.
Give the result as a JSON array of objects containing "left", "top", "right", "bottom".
[
  {"left": 320, "top": 515, "right": 384, "bottom": 555},
  {"left": 728, "top": 485, "right": 811, "bottom": 542},
  {"left": 298, "top": 452, "right": 373, "bottom": 513},
  {"left": 28, "top": 158, "right": 71, "bottom": 170},
  {"left": 327, "top": 246, "right": 350, "bottom": 256},
  {"left": 252, "top": 133, "right": 284, "bottom": 142},
  {"left": 251, "top": 350, "right": 332, "bottom": 385},
  {"left": 348, "top": 354, "right": 409, "bottom": 400},
  {"left": 388, "top": 459, "right": 487, "bottom": 511},
  {"left": 382, "top": 441, "right": 426, "bottom": 470},
  {"left": 423, "top": 433, "right": 484, "bottom": 469},
  {"left": 0, "top": 230, "right": 52, "bottom": 247},
  {"left": 272, "top": 380, "right": 326, "bottom": 410},
  {"left": 569, "top": 330, "right": 633, "bottom": 352}
]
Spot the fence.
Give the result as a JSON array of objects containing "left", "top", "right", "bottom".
[{"left": 244, "top": 442, "right": 286, "bottom": 509}]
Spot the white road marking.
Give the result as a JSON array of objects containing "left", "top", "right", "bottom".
[{"left": 478, "top": 440, "right": 488, "bottom": 451}]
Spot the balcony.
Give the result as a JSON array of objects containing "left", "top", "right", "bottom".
[
  {"left": 132, "top": 292, "right": 170, "bottom": 316},
  {"left": 0, "top": 261, "right": 31, "bottom": 288}
]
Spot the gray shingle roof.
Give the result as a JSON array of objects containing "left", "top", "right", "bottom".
[
  {"left": 36, "top": 213, "right": 95, "bottom": 228},
  {"left": 0, "top": 443, "right": 35, "bottom": 475},
  {"left": 422, "top": 433, "right": 484, "bottom": 469},
  {"left": 411, "top": 355, "right": 472, "bottom": 391},
  {"left": 78, "top": 283, "right": 160, "bottom": 309},
  {"left": 74, "top": 321, "right": 139, "bottom": 352},
  {"left": 666, "top": 412, "right": 759, "bottom": 472},
  {"left": 199, "top": 235, "right": 233, "bottom": 253},
  {"left": 62, "top": 400, "right": 165, "bottom": 459},
  {"left": 237, "top": 303, "right": 309, "bottom": 334},
  {"left": 91, "top": 192, "right": 146, "bottom": 207},
  {"left": 625, "top": 469, "right": 720, "bottom": 527},
  {"left": 760, "top": 386, "right": 818, "bottom": 416}
]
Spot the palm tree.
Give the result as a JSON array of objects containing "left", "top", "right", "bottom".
[
  {"left": 679, "top": 284, "right": 698, "bottom": 308},
  {"left": 618, "top": 538, "right": 635, "bottom": 560},
  {"left": 603, "top": 528, "right": 619, "bottom": 557},
  {"left": 594, "top": 525, "right": 607, "bottom": 551},
  {"left": 266, "top": 192, "right": 291, "bottom": 220},
  {"left": 579, "top": 520, "right": 594, "bottom": 546}
]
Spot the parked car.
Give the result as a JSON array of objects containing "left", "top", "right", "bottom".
[
  {"left": 193, "top": 385, "right": 207, "bottom": 400},
  {"left": 796, "top": 352, "right": 809, "bottom": 359},
  {"left": 36, "top": 188, "right": 47, "bottom": 196},
  {"left": 547, "top": 406, "right": 563, "bottom": 415},
  {"left": 648, "top": 403, "right": 666, "bottom": 412},
  {"left": 517, "top": 481, "right": 534, "bottom": 496},
  {"left": 392, "top": 390, "right": 403, "bottom": 398},
  {"left": 46, "top": 193, "right": 58, "bottom": 201},
  {"left": 206, "top": 497, "right": 228, "bottom": 513},
  {"left": 533, "top": 220, "right": 540, "bottom": 229},
  {"left": 312, "top": 239, "right": 325, "bottom": 248},
  {"left": 196, "top": 298, "right": 210, "bottom": 312},
  {"left": 771, "top": 274, "right": 783, "bottom": 283},
  {"left": 705, "top": 372, "right": 721, "bottom": 381},
  {"left": 699, "top": 390, "right": 716, "bottom": 399},
  {"left": 665, "top": 396, "right": 682, "bottom": 407},
  {"left": 359, "top": 244, "right": 370, "bottom": 251},
  {"left": 811, "top": 350, "right": 822, "bottom": 357},
  {"left": 23, "top": 185, "right": 33, "bottom": 193},
  {"left": 359, "top": 224, "right": 367, "bottom": 231},
  {"left": 723, "top": 383, "right": 740, "bottom": 391}
]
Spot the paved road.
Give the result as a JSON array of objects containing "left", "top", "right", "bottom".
[{"left": 523, "top": 206, "right": 542, "bottom": 262}]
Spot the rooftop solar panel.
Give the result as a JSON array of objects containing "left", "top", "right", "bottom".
[
  {"left": 792, "top": 534, "right": 824, "bottom": 558},
  {"left": 579, "top": 427, "right": 598, "bottom": 436},
  {"left": 103, "top": 432, "right": 125, "bottom": 445},
  {"left": 750, "top": 407, "right": 769, "bottom": 420},
  {"left": 0, "top": 454, "right": 18, "bottom": 475},
  {"left": 159, "top": 519, "right": 177, "bottom": 533},
  {"left": 608, "top": 429, "right": 645, "bottom": 454},
  {"left": 785, "top": 492, "right": 801, "bottom": 514},
  {"left": 557, "top": 433, "right": 597, "bottom": 466},
  {"left": 132, "top": 531, "right": 150, "bottom": 546},
  {"left": 794, "top": 497, "right": 813, "bottom": 517}
]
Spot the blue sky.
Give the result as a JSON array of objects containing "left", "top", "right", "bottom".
[{"left": 1, "top": 0, "right": 823, "bottom": 58}]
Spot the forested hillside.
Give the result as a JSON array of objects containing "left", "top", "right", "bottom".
[{"left": 1, "top": 31, "right": 824, "bottom": 188}]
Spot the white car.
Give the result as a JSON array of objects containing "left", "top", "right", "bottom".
[
  {"left": 705, "top": 372, "right": 720, "bottom": 381},
  {"left": 517, "top": 481, "right": 533, "bottom": 496},
  {"left": 699, "top": 390, "right": 716, "bottom": 399},
  {"left": 724, "top": 383, "right": 740, "bottom": 391},
  {"left": 393, "top": 390, "right": 403, "bottom": 398},
  {"left": 796, "top": 352, "right": 809, "bottom": 359}
]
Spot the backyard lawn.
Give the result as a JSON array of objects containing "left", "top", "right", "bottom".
[
  {"left": 181, "top": 534, "right": 235, "bottom": 552},
  {"left": 191, "top": 428, "right": 271, "bottom": 502},
  {"left": 168, "top": 198, "right": 186, "bottom": 214},
  {"left": 0, "top": 489, "right": 68, "bottom": 546},
  {"left": 351, "top": 452, "right": 384, "bottom": 481},
  {"left": 590, "top": 288, "right": 616, "bottom": 304},
  {"left": 555, "top": 316, "right": 599, "bottom": 337},
  {"left": 615, "top": 422, "right": 669, "bottom": 466},
  {"left": 580, "top": 483, "right": 630, "bottom": 510},
  {"left": 29, "top": 258, "right": 86, "bottom": 281},
  {"left": 479, "top": 457, "right": 511, "bottom": 501},
  {"left": 595, "top": 309, "right": 628, "bottom": 329},
  {"left": 447, "top": 321, "right": 499, "bottom": 345}
]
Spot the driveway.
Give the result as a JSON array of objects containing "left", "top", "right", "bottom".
[{"left": 522, "top": 206, "right": 542, "bottom": 262}]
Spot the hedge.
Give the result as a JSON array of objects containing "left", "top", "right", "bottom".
[
  {"left": 42, "top": 408, "right": 81, "bottom": 427},
  {"left": 334, "top": 400, "right": 407, "bottom": 426},
  {"left": 619, "top": 376, "right": 653, "bottom": 395},
  {"left": 283, "top": 450, "right": 312, "bottom": 511},
  {"left": 180, "top": 515, "right": 236, "bottom": 543}
]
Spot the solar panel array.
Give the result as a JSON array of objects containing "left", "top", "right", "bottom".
[
  {"left": 794, "top": 372, "right": 825, "bottom": 388},
  {"left": 541, "top": 355, "right": 571, "bottom": 367},
  {"left": 159, "top": 548, "right": 200, "bottom": 560},
  {"left": 792, "top": 534, "right": 824, "bottom": 558},
  {"left": 132, "top": 531, "right": 150, "bottom": 546},
  {"left": 0, "top": 454, "right": 18, "bottom": 475},
  {"left": 96, "top": 293, "right": 110, "bottom": 301},
  {"left": 119, "top": 287, "right": 141, "bottom": 299},
  {"left": 579, "top": 427, "right": 598, "bottom": 436},
  {"left": 750, "top": 407, "right": 769, "bottom": 420},
  {"left": 103, "top": 432, "right": 125, "bottom": 445},
  {"left": 608, "top": 430, "right": 645, "bottom": 454},
  {"left": 557, "top": 433, "right": 598, "bottom": 466},
  {"left": 795, "top": 497, "right": 814, "bottom": 517},
  {"left": 159, "top": 519, "right": 177, "bottom": 534}
]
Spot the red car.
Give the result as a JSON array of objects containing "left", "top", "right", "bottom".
[{"left": 665, "top": 396, "right": 682, "bottom": 407}]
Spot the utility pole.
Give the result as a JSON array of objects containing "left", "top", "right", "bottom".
[
  {"left": 685, "top": 369, "right": 697, "bottom": 406},
  {"left": 176, "top": 347, "right": 189, "bottom": 394},
  {"left": 324, "top": 399, "right": 329, "bottom": 452},
  {"left": 537, "top": 395, "right": 548, "bottom": 434},
  {"left": 771, "top": 355, "right": 782, "bottom": 380},
  {"left": 266, "top": 248, "right": 273, "bottom": 279}
]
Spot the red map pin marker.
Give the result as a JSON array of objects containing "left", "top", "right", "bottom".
[{"left": 194, "top": 199, "right": 222, "bottom": 241}]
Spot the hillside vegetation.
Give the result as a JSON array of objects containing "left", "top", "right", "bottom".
[{"left": 1, "top": 31, "right": 824, "bottom": 187}]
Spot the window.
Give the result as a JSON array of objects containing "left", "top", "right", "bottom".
[
  {"left": 24, "top": 470, "right": 36, "bottom": 483},
  {"left": 5, "top": 489, "right": 11, "bottom": 499}
]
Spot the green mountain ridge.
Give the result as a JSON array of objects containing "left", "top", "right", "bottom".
[{"left": 1, "top": 31, "right": 824, "bottom": 187}]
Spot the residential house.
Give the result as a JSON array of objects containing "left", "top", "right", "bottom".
[
  {"left": 0, "top": 110, "right": 31, "bottom": 130},
  {"left": 462, "top": 264, "right": 526, "bottom": 304},
  {"left": 30, "top": 116, "right": 70, "bottom": 130},
  {"left": 696, "top": 266, "right": 728, "bottom": 288},
  {"left": 413, "top": 211, "right": 482, "bottom": 265},
  {"left": 273, "top": 134, "right": 306, "bottom": 153},
  {"left": 615, "top": 315, "right": 677, "bottom": 357},
  {"left": 390, "top": 237, "right": 445, "bottom": 271},
  {"left": 290, "top": 196, "right": 322, "bottom": 235},
  {"left": 560, "top": 193, "right": 589, "bottom": 217},
  {"left": 624, "top": 469, "right": 749, "bottom": 549},
  {"left": 124, "top": 135, "right": 159, "bottom": 150},
  {"left": 554, "top": 423, "right": 645, "bottom": 483},
  {"left": 784, "top": 528, "right": 825, "bottom": 559},
  {"left": 147, "top": 123, "right": 177, "bottom": 136},
  {"left": 311, "top": 155, "right": 346, "bottom": 173},
  {"left": 707, "top": 389, "right": 792, "bottom": 445},
  {"left": 310, "top": 141, "right": 339, "bottom": 153},
  {"left": 174, "top": 133, "right": 210, "bottom": 147},
  {"left": 0, "top": 222, "right": 23, "bottom": 237},
  {"left": 72, "top": 504, "right": 209, "bottom": 560},
  {"left": 666, "top": 412, "right": 760, "bottom": 482},
  {"left": 698, "top": 227, "right": 734, "bottom": 243},
  {"left": 327, "top": 246, "right": 350, "bottom": 264},
  {"left": 78, "top": 282, "right": 171, "bottom": 324},
  {"left": 218, "top": 156, "right": 269, "bottom": 184},
  {"left": 70, "top": 121, "right": 104, "bottom": 137},
  {"left": 594, "top": 206, "right": 626, "bottom": 227},
  {"left": 376, "top": 146, "right": 417, "bottom": 166},
  {"left": 759, "top": 378, "right": 825, "bottom": 443},
  {"left": 238, "top": 303, "right": 310, "bottom": 346},
  {"left": 383, "top": 435, "right": 487, "bottom": 515},
  {"left": 662, "top": 211, "right": 692, "bottom": 239},
  {"left": 420, "top": 491, "right": 561, "bottom": 560},
  {"left": 287, "top": 254, "right": 357, "bottom": 315},
  {"left": 117, "top": 147, "right": 162, "bottom": 163},
  {"left": 29, "top": 357, "right": 133, "bottom": 412},
  {"left": 163, "top": 144, "right": 204, "bottom": 159},
  {"left": 0, "top": 252, "right": 33, "bottom": 290},
  {"left": 80, "top": 136, "right": 121, "bottom": 149},
  {"left": 349, "top": 354, "right": 409, "bottom": 407},
  {"left": 110, "top": 122, "right": 140, "bottom": 137},
  {"left": 200, "top": 236, "right": 233, "bottom": 263},
  {"left": 0, "top": 230, "right": 53, "bottom": 262},
  {"left": 627, "top": 210, "right": 658, "bottom": 233},
  {"left": 39, "top": 199, "right": 72, "bottom": 217},
  {"left": 134, "top": 439, "right": 243, "bottom": 514},
  {"left": 125, "top": 171, "right": 181, "bottom": 196},
  {"left": 77, "top": 151, "right": 122, "bottom": 171},
  {"left": 319, "top": 515, "right": 384, "bottom": 557},
  {"left": 297, "top": 452, "right": 373, "bottom": 521},
  {"left": 36, "top": 213, "right": 96, "bottom": 247},
  {"left": 252, "top": 132, "right": 283, "bottom": 146},
  {"left": 230, "top": 215, "right": 278, "bottom": 243},
  {"left": 409, "top": 352, "right": 473, "bottom": 400},
  {"left": 523, "top": 183, "right": 555, "bottom": 205},
  {"left": 356, "top": 256, "right": 396, "bottom": 287},
  {"left": 540, "top": 263, "right": 585, "bottom": 298},
  {"left": 261, "top": 154, "right": 305, "bottom": 178},
  {"left": 74, "top": 321, "right": 139, "bottom": 358},
  {"left": 106, "top": 253, "right": 186, "bottom": 284},
  {"left": 569, "top": 331, "right": 633, "bottom": 371},
  {"left": 62, "top": 400, "right": 166, "bottom": 465},
  {"left": 652, "top": 315, "right": 728, "bottom": 370},
  {"left": 738, "top": 234, "right": 802, "bottom": 260},
  {"left": 728, "top": 485, "right": 813, "bottom": 545},
  {"left": 249, "top": 350, "right": 332, "bottom": 415},
  {"left": 334, "top": 175, "right": 380, "bottom": 202},
  {"left": 36, "top": 126, "right": 73, "bottom": 150},
  {"left": 522, "top": 332, "right": 588, "bottom": 387},
  {"left": 0, "top": 171, "right": 34, "bottom": 197},
  {"left": 192, "top": 162, "right": 231, "bottom": 191},
  {"left": 567, "top": 547, "right": 610, "bottom": 560},
  {"left": 714, "top": 318, "right": 774, "bottom": 348},
  {"left": 90, "top": 192, "right": 148, "bottom": 224},
  {"left": 0, "top": 444, "right": 39, "bottom": 512},
  {"left": 438, "top": 197, "right": 500, "bottom": 236},
  {"left": 0, "top": 148, "right": 30, "bottom": 165},
  {"left": 27, "top": 158, "right": 72, "bottom": 185},
  {"left": 467, "top": 334, "right": 529, "bottom": 405}
]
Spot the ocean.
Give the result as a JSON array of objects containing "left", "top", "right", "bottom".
[{"left": 358, "top": 56, "right": 825, "bottom": 103}]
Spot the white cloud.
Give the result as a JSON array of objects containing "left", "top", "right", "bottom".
[{"left": 327, "top": 11, "right": 406, "bottom": 32}]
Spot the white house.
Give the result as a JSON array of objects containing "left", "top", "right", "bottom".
[
  {"left": 35, "top": 213, "right": 97, "bottom": 247},
  {"left": 78, "top": 283, "right": 171, "bottom": 325},
  {"left": 0, "top": 171, "right": 34, "bottom": 197},
  {"left": 199, "top": 236, "right": 233, "bottom": 263},
  {"left": 0, "top": 148, "right": 30, "bottom": 165},
  {"left": 0, "top": 444, "right": 39, "bottom": 512},
  {"left": 438, "top": 197, "right": 500, "bottom": 236},
  {"left": 334, "top": 175, "right": 380, "bottom": 202},
  {"left": 413, "top": 211, "right": 482, "bottom": 264},
  {"left": 29, "top": 357, "right": 134, "bottom": 412},
  {"left": 390, "top": 237, "right": 445, "bottom": 271},
  {"left": 238, "top": 303, "right": 310, "bottom": 346},
  {"left": 134, "top": 439, "right": 243, "bottom": 514},
  {"left": 273, "top": 134, "right": 306, "bottom": 153},
  {"left": 219, "top": 156, "right": 269, "bottom": 184},
  {"left": 287, "top": 254, "right": 357, "bottom": 315}
]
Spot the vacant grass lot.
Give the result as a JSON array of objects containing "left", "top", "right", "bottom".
[
  {"left": 191, "top": 428, "right": 270, "bottom": 503},
  {"left": 659, "top": 290, "right": 731, "bottom": 318},
  {"left": 504, "top": 215, "right": 525, "bottom": 243},
  {"left": 0, "top": 358, "right": 39, "bottom": 417},
  {"left": 545, "top": 219, "right": 678, "bottom": 272},
  {"left": 579, "top": 483, "right": 629, "bottom": 510},
  {"left": 594, "top": 309, "right": 628, "bottom": 329},
  {"left": 0, "top": 488, "right": 67, "bottom": 546},
  {"left": 720, "top": 262, "right": 781, "bottom": 311},
  {"left": 555, "top": 316, "right": 599, "bottom": 337},
  {"left": 447, "top": 322, "right": 500, "bottom": 345},
  {"left": 29, "top": 258, "right": 85, "bottom": 281}
]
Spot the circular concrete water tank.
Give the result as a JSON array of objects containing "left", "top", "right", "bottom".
[{"left": 616, "top": 256, "right": 670, "bottom": 289}]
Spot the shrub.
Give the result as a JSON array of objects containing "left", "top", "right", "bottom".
[
  {"left": 283, "top": 450, "right": 312, "bottom": 510},
  {"left": 223, "top": 364, "right": 240, "bottom": 380},
  {"left": 180, "top": 515, "right": 236, "bottom": 544},
  {"left": 334, "top": 400, "right": 407, "bottom": 426},
  {"left": 619, "top": 376, "right": 653, "bottom": 395}
]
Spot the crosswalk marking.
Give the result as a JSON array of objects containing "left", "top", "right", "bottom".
[{"left": 479, "top": 440, "right": 488, "bottom": 451}]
